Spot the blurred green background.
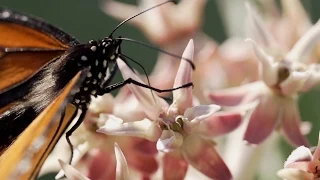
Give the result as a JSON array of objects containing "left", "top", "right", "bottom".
[{"left": 1, "top": 0, "right": 320, "bottom": 179}]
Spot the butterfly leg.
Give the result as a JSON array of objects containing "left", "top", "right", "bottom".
[
  {"left": 101, "top": 78, "right": 193, "bottom": 94},
  {"left": 65, "top": 108, "right": 87, "bottom": 164}
]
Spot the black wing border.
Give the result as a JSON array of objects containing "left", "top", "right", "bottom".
[{"left": 0, "top": 7, "right": 80, "bottom": 47}]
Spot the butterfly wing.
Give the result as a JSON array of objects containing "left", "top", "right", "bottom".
[
  {"left": 0, "top": 7, "right": 79, "bottom": 94},
  {"left": 0, "top": 70, "right": 88, "bottom": 180}
]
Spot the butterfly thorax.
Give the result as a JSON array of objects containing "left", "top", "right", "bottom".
[{"left": 71, "top": 37, "right": 121, "bottom": 109}]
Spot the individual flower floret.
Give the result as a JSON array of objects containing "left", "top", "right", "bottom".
[
  {"left": 277, "top": 132, "right": 320, "bottom": 180},
  {"left": 98, "top": 40, "right": 243, "bottom": 179}
]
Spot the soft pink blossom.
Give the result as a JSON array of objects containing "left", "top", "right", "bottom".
[
  {"left": 98, "top": 40, "right": 241, "bottom": 179},
  {"left": 208, "top": 3, "right": 320, "bottom": 146}
]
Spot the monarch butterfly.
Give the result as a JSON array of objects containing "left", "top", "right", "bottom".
[{"left": 0, "top": 0, "right": 194, "bottom": 178}]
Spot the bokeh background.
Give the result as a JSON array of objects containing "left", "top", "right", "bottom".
[{"left": 1, "top": 0, "right": 320, "bottom": 179}]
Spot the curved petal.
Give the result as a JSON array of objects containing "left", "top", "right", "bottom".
[
  {"left": 282, "top": 99, "right": 310, "bottom": 147},
  {"left": 208, "top": 90, "right": 246, "bottom": 106},
  {"left": 285, "top": 161, "right": 310, "bottom": 172},
  {"left": 218, "top": 38, "right": 250, "bottom": 62},
  {"left": 157, "top": 130, "right": 183, "bottom": 152},
  {"left": 246, "top": 39, "right": 278, "bottom": 87},
  {"left": 207, "top": 81, "right": 263, "bottom": 106},
  {"left": 114, "top": 143, "right": 130, "bottom": 180},
  {"left": 131, "top": 137, "right": 157, "bottom": 156},
  {"left": 244, "top": 95, "right": 280, "bottom": 145},
  {"left": 173, "top": 39, "right": 194, "bottom": 112},
  {"left": 199, "top": 111, "right": 243, "bottom": 137},
  {"left": 284, "top": 146, "right": 312, "bottom": 167},
  {"left": 58, "top": 160, "right": 90, "bottom": 180},
  {"left": 117, "top": 58, "right": 168, "bottom": 120},
  {"left": 182, "top": 105, "right": 220, "bottom": 134},
  {"left": 85, "top": 149, "right": 116, "bottom": 180},
  {"left": 177, "top": 0, "right": 207, "bottom": 29},
  {"left": 245, "top": 2, "right": 278, "bottom": 49},
  {"left": 280, "top": 71, "right": 310, "bottom": 96},
  {"left": 125, "top": 151, "right": 158, "bottom": 175},
  {"left": 302, "top": 65, "right": 320, "bottom": 91},
  {"left": 182, "top": 135, "right": 232, "bottom": 180},
  {"left": 286, "top": 19, "right": 320, "bottom": 63},
  {"left": 277, "top": 168, "right": 314, "bottom": 180},
  {"left": 113, "top": 94, "right": 147, "bottom": 122},
  {"left": 184, "top": 105, "right": 221, "bottom": 124},
  {"left": 281, "top": 0, "right": 312, "bottom": 37},
  {"left": 97, "top": 117, "right": 162, "bottom": 142},
  {"left": 163, "top": 152, "right": 188, "bottom": 180}
]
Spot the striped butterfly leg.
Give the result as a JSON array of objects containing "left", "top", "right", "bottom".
[
  {"left": 102, "top": 78, "right": 194, "bottom": 94},
  {"left": 65, "top": 108, "right": 86, "bottom": 165}
]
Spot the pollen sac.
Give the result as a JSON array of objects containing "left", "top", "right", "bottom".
[{"left": 277, "top": 65, "right": 290, "bottom": 84}]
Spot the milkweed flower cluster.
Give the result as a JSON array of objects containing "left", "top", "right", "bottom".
[{"left": 42, "top": 0, "right": 320, "bottom": 179}]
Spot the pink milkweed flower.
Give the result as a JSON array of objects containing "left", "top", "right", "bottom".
[
  {"left": 41, "top": 83, "right": 158, "bottom": 180},
  {"left": 208, "top": 3, "right": 320, "bottom": 147},
  {"left": 98, "top": 40, "right": 243, "bottom": 180},
  {"left": 58, "top": 143, "right": 130, "bottom": 180},
  {"left": 101, "top": 0, "right": 206, "bottom": 46},
  {"left": 66, "top": 94, "right": 158, "bottom": 179},
  {"left": 277, "top": 132, "right": 320, "bottom": 180}
]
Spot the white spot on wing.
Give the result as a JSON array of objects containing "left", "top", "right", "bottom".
[
  {"left": 87, "top": 72, "right": 92, "bottom": 77},
  {"left": 95, "top": 60, "right": 99, "bottom": 66},
  {"left": 110, "top": 55, "right": 115, "bottom": 60},
  {"left": 103, "top": 60, "right": 107, "bottom": 67},
  {"left": 91, "top": 46, "right": 97, "bottom": 52},
  {"left": 81, "top": 56, "right": 88, "bottom": 61},
  {"left": 2, "top": 11, "right": 10, "bottom": 18},
  {"left": 21, "top": 16, "right": 28, "bottom": 21},
  {"left": 98, "top": 72, "right": 102, "bottom": 79}
]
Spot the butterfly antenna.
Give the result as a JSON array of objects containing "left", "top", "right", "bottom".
[
  {"left": 116, "top": 37, "right": 196, "bottom": 70},
  {"left": 110, "top": 0, "right": 175, "bottom": 36}
]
